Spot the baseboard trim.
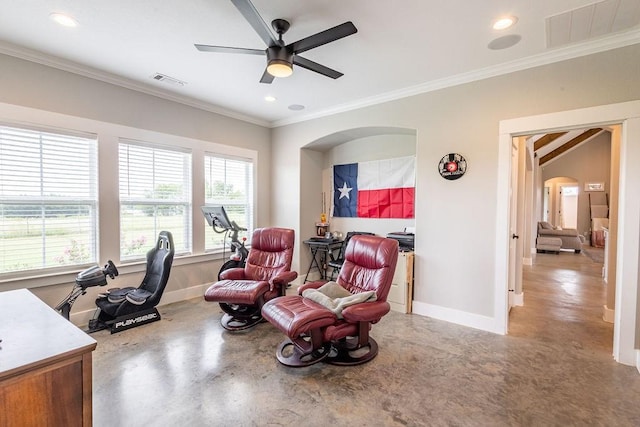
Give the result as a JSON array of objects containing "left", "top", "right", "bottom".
[
  {"left": 411, "top": 301, "right": 504, "bottom": 334},
  {"left": 603, "top": 304, "right": 615, "bottom": 323},
  {"left": 522, "top": 257, "right": 533, "bottom": 266},
  {"left": 512, "top": 292, "right": 524, "bottom": 306},
  {"left": 636, "top": 350, "right": 640, "bottom": 375}
]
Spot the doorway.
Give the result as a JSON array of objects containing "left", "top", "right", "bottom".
[
  {"left": 560, "top": 184, "right": 578, "bottom": 229},
  {"left": 542, "top": 178, "right": 580, "bottom": 229},
  {"left": 497, "top": 100, "right": 640, "bottom": 367}
]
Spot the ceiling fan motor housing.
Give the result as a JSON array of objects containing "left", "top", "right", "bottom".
[{"left": 267, "top": 46, "right": 293, "bottom": 65}]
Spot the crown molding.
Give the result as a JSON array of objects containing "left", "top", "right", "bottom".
[
  {"left": 0, "top": 42, "right": 270, "bottom": 128},
  {"left": 272, "top": 29, "right": 640, "bottom": 128},
  {"left": 1, "top": 28, "right": 638, "bottom": 130}
]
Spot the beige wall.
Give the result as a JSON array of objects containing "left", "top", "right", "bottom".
[
  {"left": 271, "top": 44, "right": 640, "bottom": 328},
  {"left": 1, "top": 42, "right": 640, "bottom": 356},
  {"left": 296, "top": 133, "right": 417, "bottom": 281}
]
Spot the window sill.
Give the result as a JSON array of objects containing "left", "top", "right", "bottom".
[{"left": 0, "top": 252, "right": 224, "bottom": 292}]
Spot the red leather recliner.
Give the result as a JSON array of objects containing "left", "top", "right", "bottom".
[
  {"left": 262, "top": 234, "right": 398, "bottom": 367},
  {"left": 204, "top": 227, "right": 297, "bottom": 331}
]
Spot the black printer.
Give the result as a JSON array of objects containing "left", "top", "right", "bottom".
[{"left": 386, "top": 232, "right": 414, "bottom": 251}]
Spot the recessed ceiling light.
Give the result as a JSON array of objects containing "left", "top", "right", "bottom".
[
  {"left": 50, "top": 12, "right": 78, "bottom": 27},
  {"left": 493, "top": 16, "right": 517, "bottom": 30},
  {"left": 264, "top": 95, "right": 277, "bottom": 102},
  {"left": 288, "top": 104, "right": 305, "bottom": 111}
]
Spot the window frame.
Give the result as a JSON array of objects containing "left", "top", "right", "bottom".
[
  {"left": 0, "top": 123, "right": 99, "bottom": 276},
  {"left": 203, "top": 152, "right": 255, "bottom": 252},
  {"left": 0, "top": 104, "right": 262, "bottom": 291},
  {"left": 118, "top": 139, "right": 193, "bottom": 262}
]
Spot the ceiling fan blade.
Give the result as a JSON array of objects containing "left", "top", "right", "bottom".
[
  {"left": 259, "top": 68, "right": 275, "bottom": 84},
  {"left": 230, "top": 0, "right": 278, "bottom": 47},
  {"left": 293, "top": 56, "right": 343, "bottom": 79},
  {"left": 289, "top": 21, "right": 357, "bottom": 54},
  {"left": 194, "top": 44, "right": 265, "bottom": 55}
]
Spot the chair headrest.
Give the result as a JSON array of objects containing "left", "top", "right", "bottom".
[
  {"left": 250, "top": 227, "right": 294, "bottom": 252},
  {"left": 345, "top": 235, "right": 398, "bottom": 270},
  {"left": 156, "top": 230, "right": 175, "bottom": 254}
]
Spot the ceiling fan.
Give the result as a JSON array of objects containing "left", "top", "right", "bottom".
[{"left": 195, "top": 0, "right": 357, "bottom": 84}]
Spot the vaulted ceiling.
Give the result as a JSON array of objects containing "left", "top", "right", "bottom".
[{"left": 533, "top": 128, "right": 605, "bottom": 165}]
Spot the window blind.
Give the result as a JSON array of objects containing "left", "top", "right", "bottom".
[
  {"left": 119, "top": 140, "right": 192, "bottom": 260},
  {"left": 203, "top": 154, "right": 254, "bottom": 250},
  {"left": 0, "top": 125, "right": 98, "bottom": 274}
]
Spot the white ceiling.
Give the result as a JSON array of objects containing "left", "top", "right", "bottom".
[{"left": 0, "top": 0, "right": 639, "bottom": 127}]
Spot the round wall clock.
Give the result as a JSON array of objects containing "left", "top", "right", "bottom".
[{"left": 438, "top": 153, "right": 467, "bottom": 180}]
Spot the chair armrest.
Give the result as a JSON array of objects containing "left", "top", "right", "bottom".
[
  {"left": 270, "top": 271, "right": 299, "bottom": 290},
  {"left": 539, "top": 228, "right": 578, "bottom": 237},
  {"left": 219, "top": 268, "right": 246, "bottom": 280},
  {"left": 297, "top": 280, "right": 327, "bottom": 295},
  {"left": 342, "top": 301, "right": 390, "bottom": 323}
]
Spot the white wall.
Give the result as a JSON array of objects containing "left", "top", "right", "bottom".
[
  {"left": 271, "top": 44, "right": 640, "bottom": 333},
  {"left": 0, "top": 53, "right": 271, "bottom": 325}
]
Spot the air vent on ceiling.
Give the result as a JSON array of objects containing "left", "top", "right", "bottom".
[
  {"left": 151, "top": 73, "right": 187, "bottom": 86},
  {"left": 546, "top": 0, "right": 640, "bottom": 48}
]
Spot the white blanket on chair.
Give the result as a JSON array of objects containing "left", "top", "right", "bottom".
[{"left": 302, "top": 281, "right": 376, "bottom": 319}]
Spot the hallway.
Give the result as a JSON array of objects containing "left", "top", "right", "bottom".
[
  {"left": 90, "top": 249, "right": 640, "bottom": 426},
  {"left": 509, "top": 249, "right": 613, "bottom": 354}
]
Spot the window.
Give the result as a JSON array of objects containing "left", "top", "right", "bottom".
[
  {"left": 119, "top": 141, "right": 192, "bottom": 260},
  {"left": 203, "top": 154, "right": 254, "bottom": 251},
  {"left": 0, "top": 125, "right": 98, "bottom": 274}
]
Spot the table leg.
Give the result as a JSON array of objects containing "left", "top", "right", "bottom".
[{"left": 304, "top": 246, "right": 322, "bottom": 283}]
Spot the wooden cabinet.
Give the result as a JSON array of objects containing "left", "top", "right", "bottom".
[
  {"left": 0, "top": 289, "right": 96, "bottom": 427},
  {"left": 388, "top": 251, "right": 414, "bottom": 313}
]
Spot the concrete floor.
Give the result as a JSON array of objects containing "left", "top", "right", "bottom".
[{"left": 92, "top": 250, "right": 640, "bottom": 426}]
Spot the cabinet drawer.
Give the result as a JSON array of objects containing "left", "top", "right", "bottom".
[
  {"left": 388, "top": 251, "right": 414, "bottom": 313},
  {"left": 388, "top": 280, "right": 407, "bottom": 304}
]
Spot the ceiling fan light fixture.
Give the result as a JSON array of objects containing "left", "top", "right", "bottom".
[
  {"left": 493, "top": 16, "right": 518, "bottom": 30},
  {"left": 267, "top": 60, "right": 293, "bottom": 78},
  {"left": 50, "top": 12, "right": 78, "bottom": 27}
]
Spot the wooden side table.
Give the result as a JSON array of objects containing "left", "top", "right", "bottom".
[{"left": 0, "top": 289, "right": 97, "bottom": 427}]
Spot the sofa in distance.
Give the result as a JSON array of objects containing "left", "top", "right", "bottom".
[{"left": 537, "top": 221, "right": 582, "bottom": 253}]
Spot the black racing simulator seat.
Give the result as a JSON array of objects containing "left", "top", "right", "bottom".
[{"left": 90, "top": 231, "right": 175, "bottom": 333}]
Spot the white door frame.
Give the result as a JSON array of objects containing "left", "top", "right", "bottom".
[
  {"left": 495, "top": 100, "right": 640, "bottom": 366},
  {"left": 508, "top": 141, "right": 519, "bottom": 310}
]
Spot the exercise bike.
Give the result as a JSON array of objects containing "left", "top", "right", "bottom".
[
  {"left": 201, "top": 206, "right": 249, "bottom": 279},
  {"left": 55, "top": 260, "right": 119, "bottom": 320}
]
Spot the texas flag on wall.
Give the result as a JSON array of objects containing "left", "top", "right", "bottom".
[{"left": 333, "top": 156, "right": 415, "bottom": 218}]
